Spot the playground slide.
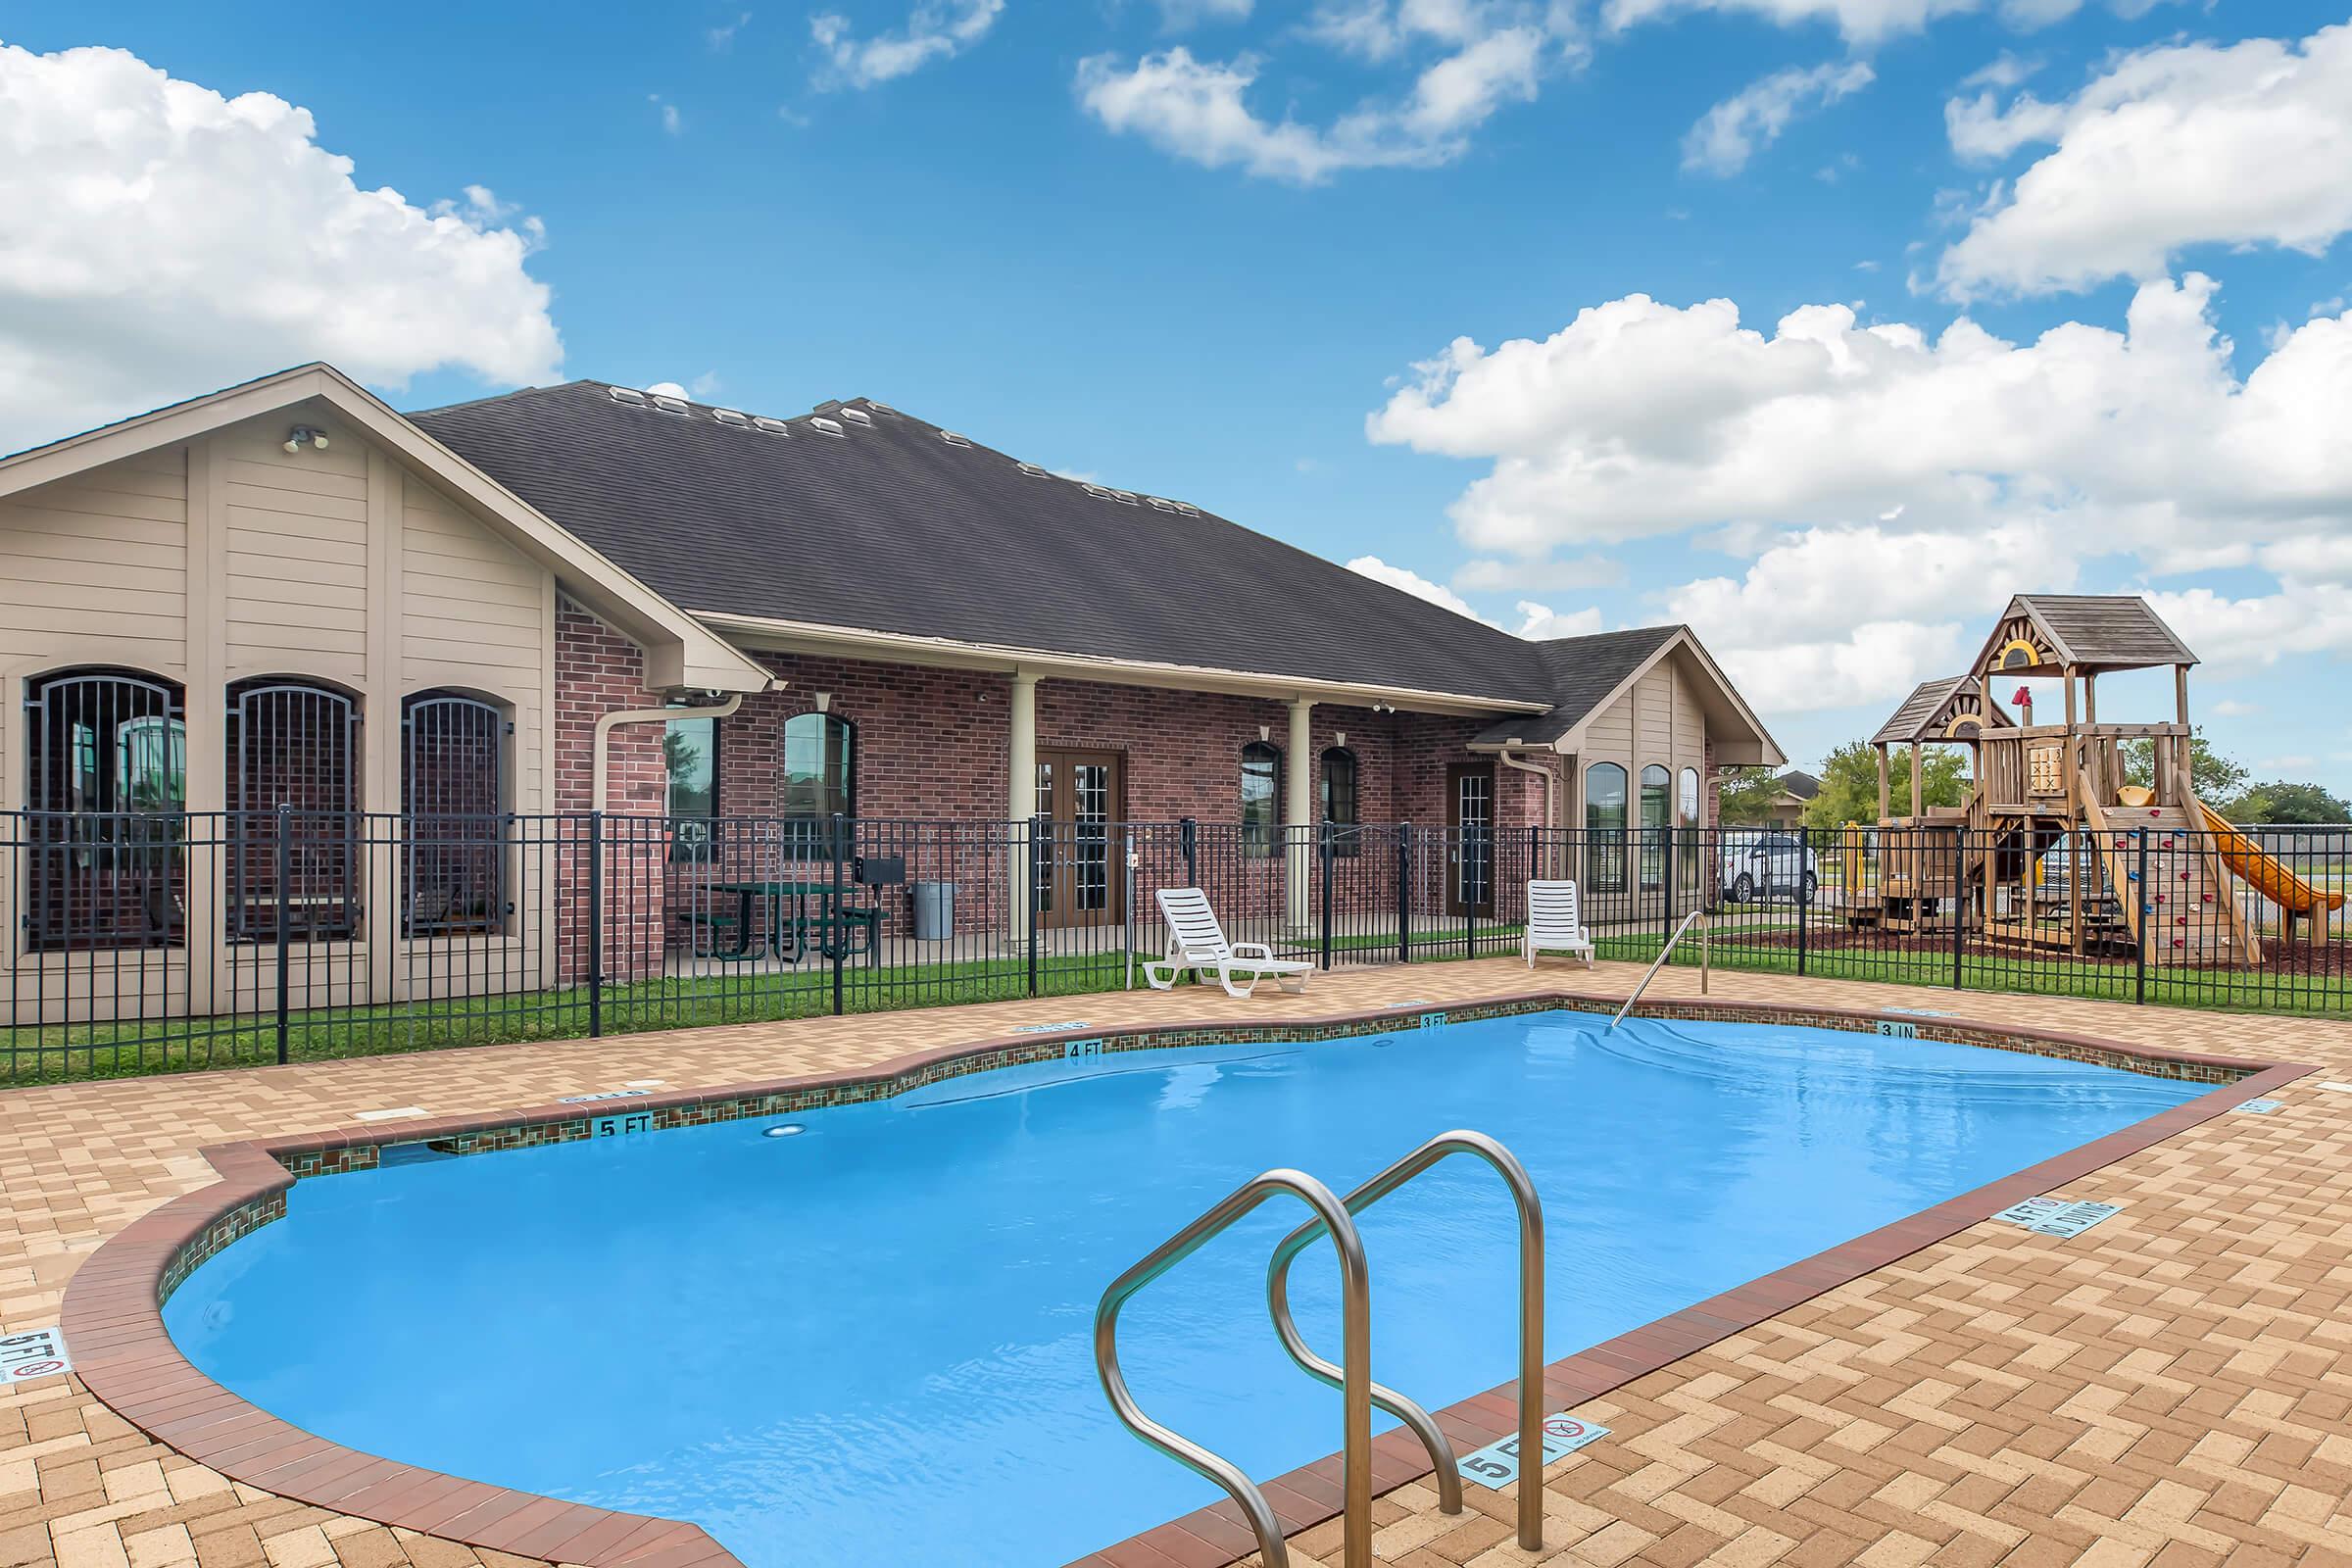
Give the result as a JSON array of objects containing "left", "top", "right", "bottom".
[{"left": 2195, "top": 803, "right": 2346, "bottom": 915}]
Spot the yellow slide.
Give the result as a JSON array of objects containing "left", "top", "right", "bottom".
[{"left": 2196, "top": 803, "right": 2346, "bottom": 915}]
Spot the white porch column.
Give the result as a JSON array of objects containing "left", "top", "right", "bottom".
[
  {"left": 1007, "top": 670, "right": 1038, "bottom": 941},
  {"left": 1286, "top": 697, "right": 1313, "bottom": 934}
]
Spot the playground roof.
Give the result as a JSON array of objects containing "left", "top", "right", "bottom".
[
  {"left": 1870, "top": 675, "right": 2014, "bottom": 747},
  {"left": 1977, "top": 594, "right": 2199, "bottom": 676}
]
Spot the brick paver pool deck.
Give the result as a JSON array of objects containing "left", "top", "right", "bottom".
[{"left": 5, "top": 961, "right": 2349, "bottom": 1568}]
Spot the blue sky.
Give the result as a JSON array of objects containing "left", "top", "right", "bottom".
[{"left": 5, "top": 0, "right": 2351, "bottom": 791}]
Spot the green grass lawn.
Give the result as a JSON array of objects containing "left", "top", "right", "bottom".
[{"left": 6, "top": 913, "right": 2340, "bottom": 1087}]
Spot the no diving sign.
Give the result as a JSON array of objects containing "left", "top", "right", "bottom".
[
  {"left": 1459, "top": 1413, "right": 1610, "bottom": 1489},
  {"left": 2, "top": 1326, "right": 72, "bottom": 1384}
]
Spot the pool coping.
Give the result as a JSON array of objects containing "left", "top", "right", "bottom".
[{"left": 55, "top": 989, "right": 2313, "bottom": 1568}]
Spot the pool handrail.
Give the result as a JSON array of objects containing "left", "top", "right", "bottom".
[
  {"left": 1264, "top": 1130, "right": 1545, "bottom": 1549},
  {"left": 1094, "top": 1168, "right": 1373, "bottom": 1568},
  {"left": 1610, "top": 908, "right": 1707, "bottom": 1030}
]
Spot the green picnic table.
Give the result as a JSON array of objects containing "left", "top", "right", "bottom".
[{"left": 699, "top": 879, "right": 880, "bottom": 961}]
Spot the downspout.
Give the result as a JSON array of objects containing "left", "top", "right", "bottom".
[
  {"left": 1496, "top": 748, "right": 1558, "bottom": 877},
  {"left": 593, "top": 692, "right": 745, "bottom": 813}
]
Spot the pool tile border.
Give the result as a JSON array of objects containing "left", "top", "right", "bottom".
[{"left": 56, "top": 989, "right": 2311, "bottom": 1568}]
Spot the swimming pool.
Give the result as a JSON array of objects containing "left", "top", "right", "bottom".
[{"left": 163, "top": 1011, "right": 2206, "bottom": 1566}]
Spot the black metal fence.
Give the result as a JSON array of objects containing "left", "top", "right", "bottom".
[{"left": 4, "top": 810, "right": 2346, "bottom": 1084}]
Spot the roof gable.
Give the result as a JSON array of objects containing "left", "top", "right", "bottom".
[
  {"left": 0, "top": 365, "right": 771, "bottom": 693},
  {"left": 1470, "top": 624, "right": 1785, "bottom": 766},
  {"left": 410, "top": 382, "right": 1561, "bottom": 708},
  {"left": 1974, "top": 594, "right": 2198, "bottom": 677}
]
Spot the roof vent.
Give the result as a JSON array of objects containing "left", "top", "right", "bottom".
[
  {"left": 711, "top": 409, "right": 750, "bottom": 427},
  {"left": 939, "top": 431, "right": 973, "bottom": 448},
  {"left": 864, "top": 401, "right": 898, "bottom": 415},
  {"left": 808, "top": 416, "right": 847, "bottom": 438},
  {"left": 838, "top": 407, "right": 874, "bottom": 427},
  {"left": 1109, "top": 488, "right": 1141, "bottom": 505},
  {"left": 651, "top": 395, "right": 690, "bottom": 416},
  {"left": 1083, "top": 484, "right": 1141, "bottom": 506},
  {"left": 1173, "top": 501, "right": 1200, "bottom": 516},
  {"left": 1016, "top": 462, "right": 1052, "bottom": 477},
  {"left": 1146, "top": 497, "right": 1178, "bottom": 513},
  {"left": 753, "top": 416, "right": 793, "bottom": 436},
  {"left": 608, "top": 386, "right": 648, "bottom": 407}
]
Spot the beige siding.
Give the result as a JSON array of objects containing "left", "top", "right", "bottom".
[
  {"left": 401, "top": 478, "right": 549, "bottom": 812},
  {"left": 3, "top": 407, "right": 560, "bottom": 1013},
  {"left": 220, "top": 425, "right": 369, "bottom": 685},
  {"left": 0, "top": 447, "right": 188, "bottom": 676}
]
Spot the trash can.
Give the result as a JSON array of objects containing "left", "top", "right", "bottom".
[{"left": 911, "top": 881, "right": 956, "bottom": 942}]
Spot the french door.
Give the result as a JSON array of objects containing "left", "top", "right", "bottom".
[
  {"left": 1446, "top": 762, "right": 1496, "bottom": 916},
  {"left": 1034, "top": 750, "right": 1123, "bottom": 928}
]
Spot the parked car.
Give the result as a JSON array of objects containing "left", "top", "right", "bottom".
[{"left": 1720, "top": 830, "right": 1818, "bottom": 904}]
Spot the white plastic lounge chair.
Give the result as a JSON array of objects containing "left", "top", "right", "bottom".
[
  {"left": 1524, "top": 880, "right": 1594, "bottom": 968},
  {"left": 1143, "top": 887, "right": 1314, "bottom": 999}
]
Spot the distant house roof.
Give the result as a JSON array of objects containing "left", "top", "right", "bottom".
[
  {"left": 1778, "top": 769, "right": 1821, "bottom": 801},
  {"left": 1975, "top": 594, "right": 2198, "bottom": 677},
  {"left": 411, "top": 381, "right": 1562, "bottom": 710}
]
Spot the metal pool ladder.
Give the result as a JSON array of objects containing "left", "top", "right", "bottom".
[
  {"left": 1610, "top": 908, "right": 1707, "bottom": 1030},
  {"left": 1093, "top": 1131, "right": 1548, "bottom": 1568}
]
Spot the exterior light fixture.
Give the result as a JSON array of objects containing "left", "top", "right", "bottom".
[{"left": 282, "top": 425, "right": 329, "bottom": 455}]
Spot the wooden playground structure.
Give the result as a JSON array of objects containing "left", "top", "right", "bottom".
[{"left": 1840, "top": 595, "right": 2342, "bottom": 965}]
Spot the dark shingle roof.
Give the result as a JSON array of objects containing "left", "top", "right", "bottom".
[
  {"left": 410, "top": 381, "right": 1558, "bottom": 705},
  {"left": 2011, "top": 594, "right": 2198, "bottom": 671},
  {"left": 1467, "top": 626, "right": 1683, "bottom": 747},
  {"left": 1778, "top": 770, "right": 1821, "bottom": 800}
]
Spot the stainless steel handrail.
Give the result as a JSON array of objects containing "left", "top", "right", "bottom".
[
  {"left": 1265, "top": 1131, "right": 1546, "bottom": 1549},
  {"left": 1096, "top": 1169, "right": 1373, "bottom": 1568},
  {"left": 1610, "top": 908, "right": 1705, "bottom": 1030}
]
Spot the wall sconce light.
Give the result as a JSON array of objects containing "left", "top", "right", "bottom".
[
  {"left": 813, "top": 692, "right": 832, "bottom": 713},
  {"left": 282, "top": 425, "right": 329, "bottom": 456}
]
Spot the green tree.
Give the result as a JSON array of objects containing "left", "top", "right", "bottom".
[
  {"left": 1715, "top": 768, "right": 1785, "bottom": 825},
  {"left": 2222, "top": 780, "right": 2352, "bottom": 825},
  {"left": 2122, "top": 728, "right": 2246, "bottom": 803},
  {"left": 1803, "top": 740, "right": 1969, "bottom": 828}
]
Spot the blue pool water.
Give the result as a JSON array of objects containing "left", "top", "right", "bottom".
[{"left": 165, "top": 1013, "right": 2202, "bottom": 1565}]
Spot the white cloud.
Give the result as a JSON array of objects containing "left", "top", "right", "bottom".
[
  {"left": 1155, "top": 0, "right": 1254, "bottom": 24},
  {"left": 811, "top": 0, "right": 1003, "bottom": 89},
  {"left": 1938, "top": 23, "right": 2352, "bottom": 299},
  {"left": 2208, "top": 699, "right": 2263, "bottom": 717},
  {"left": 1683, "top": 60, "right": 1874, "bottom": 177},
  {"left": 1599, "top": 0, "right": 2122, "bottom": 47},
  {"left": 707, "top": 11, "right": 753, "bottom": 48},
  {"left": 0, "top": 43, "right": 559, "bottom": 455},
  {"left": 651, "top": 93, "right": 683, "bottom": 134},
  {"left": 1514, "top": 601, "right": 1604, "bottom": 639},
  {"left": 1076, "top": 4, "right": 1565, "bottom": 183},
  {"left": 1365, "top": 274, "right": 2352, "bottom": 569},
  {"left": 1345, "top": 554, "right": 1496, "bottom": 623},
  {"left": 646, "top": 381, "right": 691, "bottom": 399},
  {"left": 1452, "top": 554, "right": 1626, "bottom": 592},
  {"left": 1658, "top": 524, "right": 2071, "bottom": 710},
  {"left": 2141, "top": 585, "right": 2352, "bottom": 673}
]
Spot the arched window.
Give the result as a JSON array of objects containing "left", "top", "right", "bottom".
[
  {"left": 1641, "top": 763, "right": 1672, "bottom": 889},
  {"left": 402, "top": 692, "right": 508, "bottom": 935},
  {"left": 226, "top": 677, "right": 361, "bottom": 941},
  {"left": 1241, "top": 741, "right": 1281, "bottom": 858},
  {"left": 22, "top": 668, "right": 186, "bottom": 950},
  {"left": 1585, "top": 762, "right": 1627, "bottom": 893},
  {"left": 1320, "top": 746, "right": 1359, "bottom": 857}
]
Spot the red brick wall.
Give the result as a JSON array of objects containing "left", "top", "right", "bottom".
[{"left": 554, "top": 598, "right": 669, "bottom": 981}]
